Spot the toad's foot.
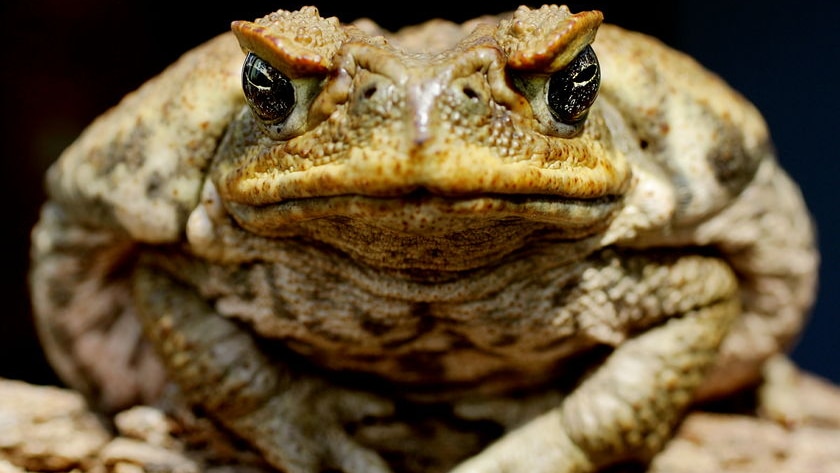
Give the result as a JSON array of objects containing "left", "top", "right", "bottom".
[
  {"left": 133, "top": 263, "right": 395, "bottom": 473},
  {"left": 451, "top": 298, "right": 737, "bottom": 472}
]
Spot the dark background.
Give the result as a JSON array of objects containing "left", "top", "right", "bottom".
[{"left": 2, "top": 1, "right": 837, "bottom": 387}]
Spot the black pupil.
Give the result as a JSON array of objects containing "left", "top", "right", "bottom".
[
  {"left": 242, "top": 53, "right": 295, "bottom": 123},
  {"left": 575, "top": 65, "right": 597, "bottom": 85},
  {"left": 546, "top": 46, "right": 600, "bottom": 124}
]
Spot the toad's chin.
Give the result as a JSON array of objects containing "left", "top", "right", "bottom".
[{"left": 224, "top": 192, "right": 622, "bottom": 272}]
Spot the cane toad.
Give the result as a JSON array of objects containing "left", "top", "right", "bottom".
[{"left": 29, "top": 5, "right": 818, "bottom": 473}]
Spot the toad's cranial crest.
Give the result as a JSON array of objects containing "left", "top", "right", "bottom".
[
  {"left": 214, "top": 6, "right": 628, "bottom": 252},
  {"left": 30, "top": 4, "right": 818, "bottom": 473}
]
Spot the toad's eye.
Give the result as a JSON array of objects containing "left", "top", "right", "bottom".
[
  {"left": 546, "top": 45, "right": 600, "bottom": 126},
  {"left": 242, "top": 52, "right": 295, "bottom": 123}
]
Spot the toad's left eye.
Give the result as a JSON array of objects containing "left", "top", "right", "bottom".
[
  {"left": 242, "top": 52, "right": 295, "bottom": 124},
  {"left": 546, "top": 45, "right": 600, "bottom": 126}
]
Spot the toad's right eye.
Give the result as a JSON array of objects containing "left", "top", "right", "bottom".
[
  {"left": 545, "top": 45, "right": 600, "bottom": 130},
  {"left": 242, "top": 52, "right": 295, "bottom": 123}
]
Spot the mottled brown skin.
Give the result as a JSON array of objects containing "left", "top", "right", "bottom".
[{"left": 29, "top": 5, "right": 818, "bottom": 473}]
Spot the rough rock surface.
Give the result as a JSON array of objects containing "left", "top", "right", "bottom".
[{"left": 2, "top": 357, "right": 839, "bottom": 473}]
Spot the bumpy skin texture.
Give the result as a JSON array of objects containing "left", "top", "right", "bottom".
[{"left": 29, "top": 5, "right": 818, "bottom": 473}]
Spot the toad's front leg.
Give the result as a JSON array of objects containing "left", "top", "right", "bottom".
[
  {"left": 132, "top": 262, "right": 395, "bottom": 473},
  {"left": 452, "top": 254, "right": 739, "bottom": 473}
]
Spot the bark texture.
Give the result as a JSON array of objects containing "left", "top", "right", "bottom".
[{"left": 2, "top": 357, "right": 839, "bottom": 473}]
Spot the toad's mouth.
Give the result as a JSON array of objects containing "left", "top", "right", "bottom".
[
  {"left": 225, "top": 190, "right": 622, "bottom": 236},
  {"left": 222, "top": 191, "right": 622, "bottom": 271}
]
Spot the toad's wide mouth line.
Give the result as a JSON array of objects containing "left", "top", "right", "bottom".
[{"left": 226, "top": 191, "right": 623, "bottom": 232}]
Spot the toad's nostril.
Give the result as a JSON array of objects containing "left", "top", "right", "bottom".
[
  {"left": 362, "top": 84, "right": 378, "bottom": 99},
  {"left": 462, "top": 86, "right": 479, "bottom": 100}
]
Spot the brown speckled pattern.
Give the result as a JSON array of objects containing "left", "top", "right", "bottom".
[{"left": 29, "top": 5, "right": 818, "bottom": 473}]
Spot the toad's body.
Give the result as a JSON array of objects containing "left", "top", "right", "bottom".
[{"left": 30, "top": 5, "right": 817, "bottom": 473}]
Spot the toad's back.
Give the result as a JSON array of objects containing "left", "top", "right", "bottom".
[{"left": 30, "top": 5, "right": 817, "bottom": 473}]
